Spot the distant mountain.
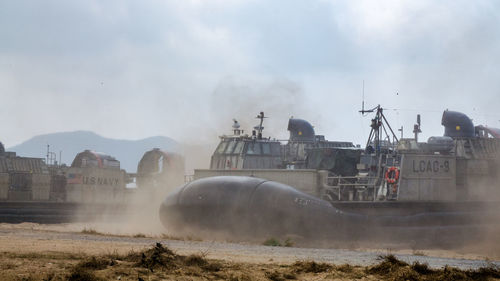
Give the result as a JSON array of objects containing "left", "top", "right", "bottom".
[{"left": 7, "top": 131, "right": 179, "bottom": 172}]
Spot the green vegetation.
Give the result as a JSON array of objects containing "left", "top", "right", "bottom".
[
  {"left": 80, "top": 228, "right": 99, "bottom": 235},
  {"left": 263, "top": 238, "right": 281, "bottom": 247},
  {"left": 263, "top": 237, "right": 294, "bottom": 247}
]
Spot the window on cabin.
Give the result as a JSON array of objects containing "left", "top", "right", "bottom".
[
  {"left": 261, "top": 143, "right": 271, "bottom": 155},
  {"left": 216, "top": 141, "right": 228, "bottom": 154},
  {"left": 226, "top": 141, "right": 237, "bottom": 154},
  {"left": 246, "top": 142, "right": 261, "bottom": 155},
  {"left": 234, "top": 141, "right": 244, "bottom": 154}
]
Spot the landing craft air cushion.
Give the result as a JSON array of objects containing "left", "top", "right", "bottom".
[
  {"left": 0, "top": 146, "right": 185, "bottom": 223},
  {"left": 159, "top": 108, "right": 500, "bottom": 244}
]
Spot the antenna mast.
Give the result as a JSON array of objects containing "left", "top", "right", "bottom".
[
  {"left": 361, "top": 80, "right": 365, "bottom": 114},
  {"left": 413, "top": 114, "right": 422, "bottom": 142},
  {"left": 46, "top": 144, "right": 57, "bottom": 165},
  {"left": 255, "top": 112, "right": 267, "bottom": 140},
  {"left": 359, "top": 81, "right": 376, "bottom": 116},
  {"left": 360, "top": 104, "right": 399, "bottom": 155}
]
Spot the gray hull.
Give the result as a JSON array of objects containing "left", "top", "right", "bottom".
[{"left": 159, "top": 176, "right": 499, "bottom": 246}]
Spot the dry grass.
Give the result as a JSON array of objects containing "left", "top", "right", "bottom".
[
  {"left": 80, "top": 228, "right": 100, "bottom": 235},
  {"left": 292, "top": 260, "right": 332, "bottom": 273},
  {"left": 366, "top": 254, "right": 500, "bottom": 281},
  {"left": 81, "top": 228, "right": 150, "bottom": 239},
  {"left": 412, "top": 250, "right": 426, "bottom": 256},
  {"left": 1, "top": 245, "right": 499, "bottom": 281},
  {"left": 158, "top": 233, "right": 202, "bottom": 241}
]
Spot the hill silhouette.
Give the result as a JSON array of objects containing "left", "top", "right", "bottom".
[{"left": 7, "top": 131, "right": 179, "bottom": 172}]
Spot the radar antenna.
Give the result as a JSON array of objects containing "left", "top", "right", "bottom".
[
  {"left": 254, "top": 112, "right": 267, "bottom": 140},
  {"left": 361, "top": 105, "right": 399, "bottom": 155},
  {"left": 232, "top": 119, "right": 242, "bottom": 136},
  {"left": 413, "top": 114, "right": 422, "bottom": 142},
  {"left": 46, "top": 144, "right": 57, "bottom": 166}
]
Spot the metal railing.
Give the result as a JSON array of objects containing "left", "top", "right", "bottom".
[
  {"left": 184, "top": 174, "right": 194, "bottom": 183},
  {"left": 323, "top": 175, "right": 380, "bottom": 201}
]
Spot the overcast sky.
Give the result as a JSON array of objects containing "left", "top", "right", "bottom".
[{"left": 1, "top": 0, "right": 500, "bottom": 149}]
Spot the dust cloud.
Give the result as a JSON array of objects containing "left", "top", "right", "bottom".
[
  {"left": 71, "top": 76, "right": 500, "bottom": 259},
  {"left": 153, "top": 166, "right": 500, "bottom": 259},
  {"left": 74, "top": 157, "right": 186, "bottom": 237},
  {"left": 180, "top": 77, "right": 316, "bottom": 172},
  {"left": 207, "top": 76, "right": 314, "bottom": 141},
  {"left": 71, "top": 77, "right": 317, "bottom": 237},
  {"left": 462, "top": 177, "right": 500, "bottom": 258}
]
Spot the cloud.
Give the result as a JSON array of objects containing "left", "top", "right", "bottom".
[{"left": 1, "top": 0, "right": 499, "bottom": 150}]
